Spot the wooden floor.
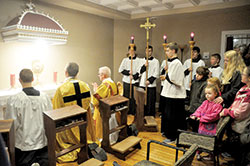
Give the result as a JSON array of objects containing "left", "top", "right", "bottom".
[{"left": 57, "top": 115, "right": 232, "bottom": 166}]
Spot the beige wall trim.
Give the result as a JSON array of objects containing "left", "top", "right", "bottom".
[{"left": 131, "top": 0, "right": 250, "bottom": 19}]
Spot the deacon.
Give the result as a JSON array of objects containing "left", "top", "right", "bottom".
[
  {"left": 5, "top": 69, "right": 52, "bottom": 166},
  {"left": 92, "top": 66, "right": 119, "bottom": 144},
  {"left": 161, "top": 43, "right": 186, "bottom": 143},
  {"left": 119, "top": 45, "right": 142, "bottom": 115},
  {"left": 138, "top": 45, "right": 159, "bottom": 116},
  {"left": 52, "top": 62, "right": 96, "bottom": 162}
]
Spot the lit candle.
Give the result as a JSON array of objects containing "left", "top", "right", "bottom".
[
  {"left": 190, "top": 32, "right": 195, "bottom": 41},
  {"left": 131, "top": 35, "right": 135, "bottom": 44},
  {"left": 163, "top": 34, "right": 167, "bottom": 43},
  {"left": 53, "top": 72, "right": 57, "bottom": 84},
  {"left": 10, "top": 74, "right": 15, "bottom": 88}
]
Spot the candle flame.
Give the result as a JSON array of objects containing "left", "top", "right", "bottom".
[
  {"left": 190, "top": 32, "right": 195, "bottom": 38},
  {"left": 131, "top": 35, "right": 135, "bottom": 40},
  {"left": 163, "top": 35, "right": 167, "bottom": 40}
]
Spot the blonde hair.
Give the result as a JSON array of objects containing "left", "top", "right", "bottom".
[
  {"left": 205, "top": 84, "right": 220, "bottom": 98},
  {"left": 207, "top": 77, "right": 221, "bottom": 92},
  {"left": 221, "top": 50, "right": 246, "bottom": 84}
]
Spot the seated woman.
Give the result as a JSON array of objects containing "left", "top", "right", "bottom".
[
  {"left": 214, "top": 50, "right": 246, "bottom": 108},
  {"left": 220, "top": 66, "right": 250, "bottom": 165}
]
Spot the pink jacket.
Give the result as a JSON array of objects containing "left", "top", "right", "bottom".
[
  {"left": 223, "top": 85, "right": 250, "bottom": 120},
  {"left": 192, "top": 100, "right": 223, "bottom": 136}
]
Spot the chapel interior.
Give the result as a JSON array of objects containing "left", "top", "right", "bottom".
[{"left": 0, "top": 0, "right": 250, "bottom": 165}]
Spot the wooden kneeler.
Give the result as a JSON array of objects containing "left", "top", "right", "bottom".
[
  {"left": 79, "top": 158, "right": 104, "bottom": 166},
  {"left": 134, "top": 87, "right": 158, "bottom": 132},
  {"left": 99, "top": 95, "right": 142, "bottom": 160},
  {"left": 0, "top": 119, "right": 15, "bottom": 166},
  {"left": 44, "top": 105, "right": 88, "bottom": 166}
]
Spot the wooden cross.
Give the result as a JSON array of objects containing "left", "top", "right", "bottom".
[{"left": 140, "top": 18, "right": 156, "bottom": 105}]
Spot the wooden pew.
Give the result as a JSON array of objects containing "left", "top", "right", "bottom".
[
  {"left": 43, "top": 105, "right": 88, "bottom": 166},
  {"left": 134, "top": 87, "right": 158, "bottom": 132}
]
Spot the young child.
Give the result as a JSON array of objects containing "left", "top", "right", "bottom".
[
  {"left": 209, "top": 53, "right": 223, "bottom": 79},
  {"left": 207, "top": 77, "right": 221, "bottom": 95},
  {"left": 187, "top": 66, "right": 209, "bottom": 132},
  {"left": 189, "top": 66, "right": 210, "bottom": 114},
  {"left": 190, "top": 84, "right": 223, "bottom": 160}
]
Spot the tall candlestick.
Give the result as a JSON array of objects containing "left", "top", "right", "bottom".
[
  {"left": 131, "top": 35, "right": 135, "bottom": 44},
  {"left": 190, "top": 32, "right": 195, "bottom": 41},
  {"left": 10, "top": 74, "right": 15, "bottom": 88},
  {"left": 129, "top": 36, "right": 135, "bottom": 98},
  {"left": 163, "top": 34, "right": 167, "bottom": 43}
]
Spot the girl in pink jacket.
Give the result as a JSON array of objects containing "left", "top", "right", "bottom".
[
  {"left": 191, "top": 84, "right": 223, "bottom": 136},
  {"left": 190, "top": 84, "right": 223, "bottom": 160}
]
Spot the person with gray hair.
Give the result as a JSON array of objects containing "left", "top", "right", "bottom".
[
  {"left": 52, "top": 62, "right": 96, "bottom": 162},
  {"left": 92, "top": 66, "right": 119, "bottom": 144},
  {"left": 99, "top": 66, "right": 111, "bottom": 78},
  {"left": 5, "top": 69, "right": 52, "bottom": 166}
]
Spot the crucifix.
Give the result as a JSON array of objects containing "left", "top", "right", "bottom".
[{"left": 140, "top": 17, "right": 156, "bottom": 105}]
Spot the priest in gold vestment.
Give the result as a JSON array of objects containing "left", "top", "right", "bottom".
[
  {"left": 92, "top": 66, "right": 120, "bottom": 144},
  {"left": 52, "top": 62, "right": 96, "bottom": 162}
]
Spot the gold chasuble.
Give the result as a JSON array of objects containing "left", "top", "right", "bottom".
[
  {"left": 92, "top": 78, "right": 119, "bottom": 142},
  {"left": 52, "top": 78, "right": 96, "bottom": 163}
]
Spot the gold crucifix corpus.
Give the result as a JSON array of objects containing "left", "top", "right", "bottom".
[{"left": 140, "top": 17, "right": 156, "bottom": 105}]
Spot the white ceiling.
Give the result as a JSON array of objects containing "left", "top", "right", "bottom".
[
  {"left": 38, "top": 0, "right": 250, "bottom": 19},
  {"left": 85, "top": 0, "right": 233, "bottom": 15}
]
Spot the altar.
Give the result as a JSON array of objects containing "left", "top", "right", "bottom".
[{"left": 0, "top": 84, "right": 58, "bottom": 120}]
